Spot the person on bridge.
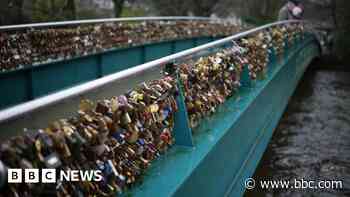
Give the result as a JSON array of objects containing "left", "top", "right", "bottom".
[{"left": 278, "top": 0, "right": 304, "bottom": 20}]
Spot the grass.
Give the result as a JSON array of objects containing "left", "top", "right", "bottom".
[{"left": 121, "top": 7, "right": 147, "bottom": 17}]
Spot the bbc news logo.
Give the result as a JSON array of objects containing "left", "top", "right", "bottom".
[{"left": 8, "top": 169, "right": 103, "bottom": 183}]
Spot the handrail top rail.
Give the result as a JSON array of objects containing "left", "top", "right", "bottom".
[
  {"left": 0, "top": 16, "right": 220, "bottom": 31},
  {"left": 0, "top": 20, "right": 302, "bottom": 125}
]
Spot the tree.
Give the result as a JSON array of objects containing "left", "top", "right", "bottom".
[
  {"left": 150, "top": 0, "right": 218, "bottom": 16},
  {"left": 64, "top": 0, "right": 77, "bottom": 20},
  {"left": 332, "top": 0, "right": 350, "bottom": 60},
  {"left": 11, "top": 0, "right": 25, "bottom": 22},
  {"left": 0, "top": 0, "right": 27, "bottom": 25},
  {"left": 190, "top": 0, "right": 218, "bottom": 16},
  {"left": 150, "top": 0, "right": 189, "bottom": 16},
  {"left": 330, "top": 0, "right": 337, "bottom": 27},
  {"left": 112, "top": 0, "right": 125, "bottom": 17},
  {"left": 32, "top": 0, "right": 77, "bottom": 22},
  {"left": 238, "top": 0, "right": 282, "bottom": 24}
]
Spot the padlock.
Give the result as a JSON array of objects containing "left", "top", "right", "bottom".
[
  {"left": 44, "top": 152, "right": 62, "bottom": 168},
  {"left": 91, "top": 144, "right": 107, "bottom": 158},
  {"left": 46, "top": 127, "right": 72, "bottom": 159},
  {"left": 0, "top": 160, "right": 7, "bottom": 190},
  {"left": 96, "top": 100, "right": 110, "bottom": 115},
  {"left": 0, "top": 75, "right": 180, "bottom": 195},
  {"left": 2, "top": 20, "right": 242, "bottom": 71}
]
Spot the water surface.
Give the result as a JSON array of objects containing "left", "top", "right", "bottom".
[{"left": 245, "top": 67, "right": 350, "bottom": 197}]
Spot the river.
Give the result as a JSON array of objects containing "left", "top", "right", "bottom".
[{"left": 245, "top": 66, "right": 350, "bottom": 197}]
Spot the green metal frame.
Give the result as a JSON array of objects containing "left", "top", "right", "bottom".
[
  {"left": 125, "top": 34, "right": 320, "bottom": 197},
  {"left": 0, "top": 36, "right": 218, "bottom": 110}
]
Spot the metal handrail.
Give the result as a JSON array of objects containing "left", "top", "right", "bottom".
[
  {"left": 0, "top": 20, "right": 302, "bottom": 127},
  {"left": 0, "top": 16, "right": 217, "bottom": 31}
]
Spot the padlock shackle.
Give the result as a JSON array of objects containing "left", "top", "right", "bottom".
[
  {"left": 0, "top": 20, "right": 304, "bottom": 138},
  {"left": 0, "top": 16, "right": 223, "bottom": 31}
]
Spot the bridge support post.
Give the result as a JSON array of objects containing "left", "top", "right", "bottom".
[
  {"left": 268, "top": 48, "right": 277, "bottom": 75},
  {"left": 173, "top": 73, "right": 194, "bottom": 147},
  {"left": 241, "top": 64, "right": 255, "bottom": 88}
]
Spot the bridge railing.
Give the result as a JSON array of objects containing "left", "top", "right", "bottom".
[
  {"left": 0, "top": 16, "right": 232, "bottom": 31},
  {"left": 0, "top": 16, "right": 243, "bottom": 109},
  {"left": 0, "top": 20, "right": 305, "bottom": 138}
]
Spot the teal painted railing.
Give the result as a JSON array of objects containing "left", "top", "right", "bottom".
[
  {"left": 0, "top": 21, "right": 321, "bottom": 197},
  {"left": 0, "top": 36, "right": 218, "bottom": 110},
  {"left": 121, "top": 33, "right": 320, "bottom": 197}
]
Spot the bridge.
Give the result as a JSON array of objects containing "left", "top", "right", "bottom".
[{"left": 0, "top": 17, "right": 320, "bottom": 196}]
